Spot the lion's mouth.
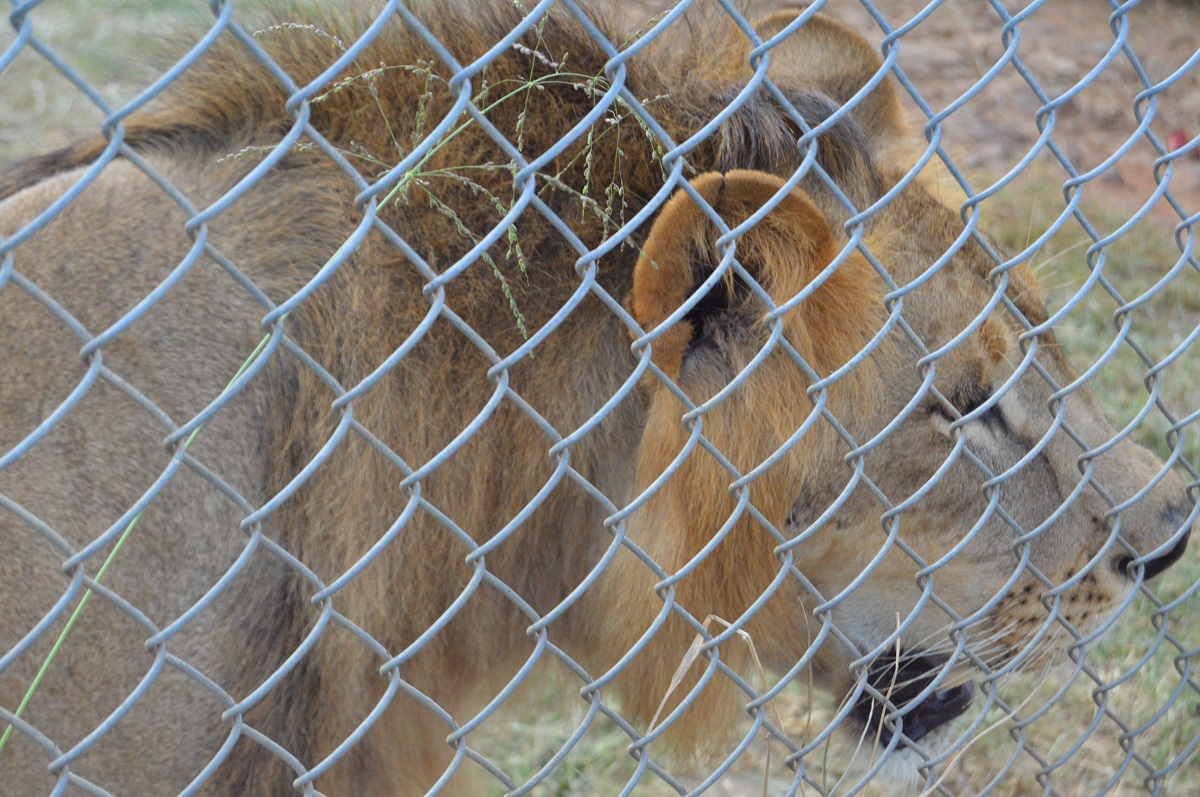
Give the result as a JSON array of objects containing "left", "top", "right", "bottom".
[{"left": 851, "top": 652, "right": 975, "bottom": 746}]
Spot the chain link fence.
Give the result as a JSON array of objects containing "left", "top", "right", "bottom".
[{"left": 1, "top": 0, "right": 1198, "bottom": 795}]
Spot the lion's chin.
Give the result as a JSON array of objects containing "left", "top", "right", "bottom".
[{"left": 851, "top": 652, "right": 976, "bottom": 746}]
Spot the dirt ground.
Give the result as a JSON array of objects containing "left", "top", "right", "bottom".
[{"left": 621, "top": 0, "right": 1200, "bottom": 226}]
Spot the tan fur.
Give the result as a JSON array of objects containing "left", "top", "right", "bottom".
[{"left": 0, "top": 3, "right": 1191, "bottom": 796}]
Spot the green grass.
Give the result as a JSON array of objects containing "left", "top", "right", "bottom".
[
  {"left": 981, "top": 162, "right": 1200, "bottom": 471},
  {"left": 0, "top": 0, "right": 230, "bottom": 162}
]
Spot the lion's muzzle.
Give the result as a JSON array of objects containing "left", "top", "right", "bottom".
[
  {"left": 1119, "top": 504, "right": 1193, "bottom": 582},
  {"left": 851, "top": 652, "right": 976, "bottom": 746}
]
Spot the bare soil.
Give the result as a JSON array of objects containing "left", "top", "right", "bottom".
[{"left": 623, "top": 0, "right": 1200, "bottom": 225}]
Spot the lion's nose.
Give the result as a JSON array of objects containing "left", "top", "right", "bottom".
[{"left": 1115, "top": 505, "right": 1194, "bottom": 582}]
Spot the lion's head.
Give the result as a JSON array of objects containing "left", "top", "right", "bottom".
[
  {"left": 616, "top": 167, "right": 1193, "bottom": 764},
  {"left": 603, "top": 12, "right": 1194, "bottom": 767}
]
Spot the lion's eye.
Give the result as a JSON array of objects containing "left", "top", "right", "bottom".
[
  {"left": 934, "top": 385, "right": 999, "bottom": 423},
  {"left": 949, "top": 385, "right": 991, "bottom": 416}
]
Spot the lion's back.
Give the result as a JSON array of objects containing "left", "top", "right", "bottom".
[{"left": 0, "top": 153, "right": 349, "bottom": 793}]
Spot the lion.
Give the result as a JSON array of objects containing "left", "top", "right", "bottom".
[{"left": 0, "top": 2, "right": 1192, "bottom": 795}]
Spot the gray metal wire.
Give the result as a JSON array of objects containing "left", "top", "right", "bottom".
[{"left": 0, "top": 0, "right": 1197, "bottom": 795}]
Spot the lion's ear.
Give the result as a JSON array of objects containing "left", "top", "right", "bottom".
[
  {"left": 629, "top": 169, "right": 875, "bottom": 382},
  {"left": 751, "top": 10, "right": 906, "bottom": 143}
]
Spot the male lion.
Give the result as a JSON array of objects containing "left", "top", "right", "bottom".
[{"left": 0, "top": 2, "right": 1193, "bottom": 796}]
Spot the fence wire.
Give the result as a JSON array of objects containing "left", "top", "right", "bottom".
[{"left": 0, "top": 0, "right": 1198, "bottom": 796}]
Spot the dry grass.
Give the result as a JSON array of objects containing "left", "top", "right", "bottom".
[{"left": 2, "top": 3, "right": 1196, "bottom": 796}]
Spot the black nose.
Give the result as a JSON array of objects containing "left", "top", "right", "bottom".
[{"left": 1117, "top": 506, "right": 1193, "bottom": 582}]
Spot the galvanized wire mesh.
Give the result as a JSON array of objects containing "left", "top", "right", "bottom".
[{"left": 1, "top": 1, "right": 1198, "bottom": 796}]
